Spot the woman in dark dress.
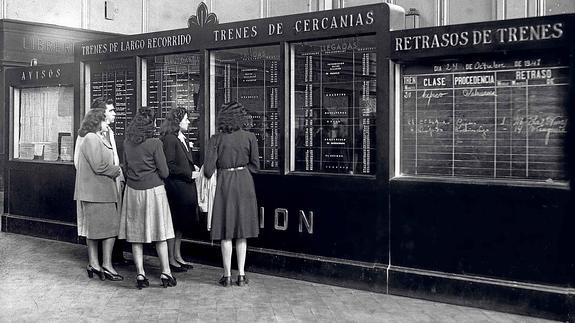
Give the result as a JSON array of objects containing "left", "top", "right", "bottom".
[
  {"left": 160, "top": 107, "right": 199, "bottom": 272},
  {"left": 204, "top": 101, "right": 260, "bottom": 287}
]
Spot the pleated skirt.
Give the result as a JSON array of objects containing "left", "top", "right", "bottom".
[
  {"left": 119, "top": 185, "right": 175, "bottom": 243},
  {"left": 76, "top": 201, "right": 119, "bottom": 240}
]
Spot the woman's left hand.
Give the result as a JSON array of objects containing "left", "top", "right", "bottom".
[{"left": 191, "top": 165, "right": 200, "bottom": 179}]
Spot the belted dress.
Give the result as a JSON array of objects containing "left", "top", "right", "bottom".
[{"left": 203, "top": 129, "right": 260, "bottom": 240}]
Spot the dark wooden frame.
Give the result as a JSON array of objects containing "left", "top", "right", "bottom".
[
  {"left": 2, "top": 63, "right": 80, "bottom": 241},
  {"left": 75, "top": 3, "right": 402, "bottom": 265},
  {"left": 388, "top": 14, "right": 575, "bottom": 320},
  {"left": 3, "top": 5, "right": 572, "bottom": 320}
]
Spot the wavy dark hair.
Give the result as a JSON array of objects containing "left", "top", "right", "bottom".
[
  {"left": 217, "top": 101, "right": 250, "bottom": 133},
  {"left": 90, "top": 97, "right": 113, "bottom": 110},
  {"left": 78, "top": 108, "right": 105, "bottom": 137},
  {"left": 159, "top": 106, "right": 187, "bottom": 138},
  {"left": 125, "top": 106, "right": 156, "bottom": 145}
]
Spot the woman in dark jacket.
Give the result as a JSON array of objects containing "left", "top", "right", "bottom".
[
  {"left": 160, "top": 107, "right": 199, "bottom": 272},
  {"left": 204, "top": 101, "right": 260, "bottom": 287}
]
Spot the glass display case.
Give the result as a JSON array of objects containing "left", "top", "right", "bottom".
[
  {"left": 211, "top": 46, "right": 281, "bottom": 171},
  {"left": 144, "top": 53, "right": 202, "bottom": 161},
  {"left": 12, "top": 86, "right": 74, "bottom": 162},
  {"left": 290, "top": 35, "right": 377, "bottom": 175},
  {"left": 87, "top": 59, "right": 136, "bottom": 138}
]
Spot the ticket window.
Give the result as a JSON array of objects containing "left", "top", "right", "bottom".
[
  {"left": 289, "top": 35, "right": 377, "bottom": 176},
  {"left": 209, "top": 45, "right": 281, "bottom": 172},
  {"left": 12, "top": 86, "right": 74, "bottom": 162}
]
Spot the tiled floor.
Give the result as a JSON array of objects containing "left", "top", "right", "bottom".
[{"left": 0, "top": 232, "right": 557, "bottom": 322}]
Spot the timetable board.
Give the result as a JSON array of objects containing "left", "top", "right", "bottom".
[
  {"left": 89, "top": 59, "right": 136, "bottom": 139},
  {"left": 400, "top": 54, "right": 569, "bottom": 182},
  {"left": 146, "top": 54, "right": 201, "bottom": 159},
  {"left": 213, "top": 46, "right": 280, "bottom": 171},
  {"left": 293, "top": 35, "right": 377, "bottom": 175}
]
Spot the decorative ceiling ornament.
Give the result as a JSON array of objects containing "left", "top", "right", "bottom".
[{"left": 188, "top": 2, "right": 218, "bottom": 28}]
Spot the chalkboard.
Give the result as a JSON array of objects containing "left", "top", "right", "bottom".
[
  {"left": 400, "top": 54, "right": 569, "bottom": 183},
  {"left": 212, "top": 46, "right": 280, "bottom": 171},
  {"left": 292, "top": 35, "right": 377, "bottom": 175}
]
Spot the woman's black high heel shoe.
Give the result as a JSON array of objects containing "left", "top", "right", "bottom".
[
  {"left": 86, "top": 265, "right": 105, "bottom": 281},
  {"left": 136, "top": 274, "right": 149, "bottom": 290},
  {"left": 236, "top": 275, "right": 249, "bottom": 287},
  {"left": 102, "top": 266, "right": 124, "bottom": 281},
  {"left": 169, "top": 264, "right": 187, "bottom": 273},
  {"left": 176, "top": 260, "right": 194, "bottom": 270},
  {"left": 218, "top": 276, "right": 232, "bottom": 287},
  {"left": 160, "top": 273, "right": 177, "bottom": 288}
]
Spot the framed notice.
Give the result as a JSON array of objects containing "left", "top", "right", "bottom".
[
  {"left": 291, "top": 35, "right": 377, "bottom": 175},
  {"left": 13, "top": 86, "right": 74, "bottom": 162},
  {"left": 211, "top": 46, "right": 281, "bottom": 171},
  {"left": 399, "top": 53, "right": 569, "bottom": 183},
  {"left": 145, "top": 53, "right": 202, "bottom": 161},
  {"left": 89, "top": 59, "right": 136, "bottom": 138},
  {"left": 88, "top": 59, "right": 136, "bottom": 164}
]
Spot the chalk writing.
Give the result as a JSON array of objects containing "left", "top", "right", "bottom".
[
  {"left": 401, "top": 55, "right": 568, "bottom": 182},
  {"left": 421, "top": 90, "right": 449, "bottom": 106}
]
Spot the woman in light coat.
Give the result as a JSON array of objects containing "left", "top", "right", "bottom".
[{"left": 74, "top": 108, "right": 123, "bottom": 281}]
